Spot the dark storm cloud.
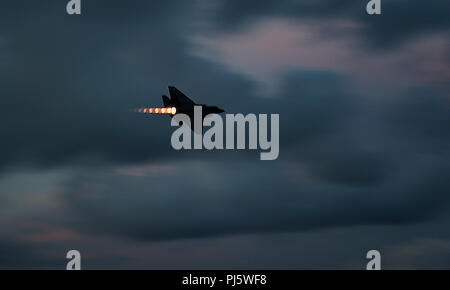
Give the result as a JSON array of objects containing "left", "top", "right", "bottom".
[
  {"left": 0, "top": 0, "right": 254, "bottom": 170},
  {"left": 63, "top": 155, "right": 450, "bottom": 241},
  {"left": 272, "top": 71, "right": 449, "bottom": 187},
  {"left": 0, "top": 239, "right": 59, "bottom": 269},
  {"left": 58, "top": 67, "right": 450, "bottom": 239},
  {"left": 59, "top": 68, "right": 450, "bottom": 241},
  {"left": 0, "top": 0, "right": 449, "bottom": 269},
  {"left": 209, "top": 0, "right": 450, "bottom": 48},
  {"left": 382, "top": 87, "right": 450, "bottom": 154},
  {"left": 0, "top": 0, "right": 448, "bottom": 171}
]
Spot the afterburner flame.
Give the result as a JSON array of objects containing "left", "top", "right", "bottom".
[{"left": 134, "top": 107, "right": 177, "bottom": 115}]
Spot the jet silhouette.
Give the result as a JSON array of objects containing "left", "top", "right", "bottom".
[
  {"left": 162, "top": 86, "right": 224, "bottom": 133},
  {"left": 162, "top": 86, "right": 224, "bottom": 119}
]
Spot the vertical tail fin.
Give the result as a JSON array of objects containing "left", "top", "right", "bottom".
[{"left": 162, "top": 95, "right": 172, "bottom": 107}]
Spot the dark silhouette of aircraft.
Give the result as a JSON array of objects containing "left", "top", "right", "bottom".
[{"left": 162, "top": 86, "right": 224, "bottom": 120}]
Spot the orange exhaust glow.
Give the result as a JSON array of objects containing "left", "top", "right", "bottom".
[{"left": 134, "top": 107, "right": 177, "bottom": 115}]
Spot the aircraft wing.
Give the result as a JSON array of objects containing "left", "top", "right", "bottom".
[{"left": 169, "top": 86, "right": 195, "bottom": 106}]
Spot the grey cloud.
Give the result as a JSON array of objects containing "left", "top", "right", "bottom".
[
  {"left": 0, "top": 239, "right": 60, "bottom": 269},
  {"left": 0, "top": 0, "right": 449, "bottom": 269},
  {"left": 208, "top": 0, "right": 450, "bottom": 49},
  {"left": 0, "top": 0, "right": 253, "bottom": 170},
  {"left": 0, "top": 0, "right": 448, "bottom": 172},
  {"left": 62, "top": 154, "right": 450, "bottom": 241}
]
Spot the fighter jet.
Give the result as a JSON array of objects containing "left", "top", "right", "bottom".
[
  {"left": 135, "top": 86, "right": 224, "bottom": 133},
  {"left": 162, "top": 86, "right": 224, "bottom": 119}
]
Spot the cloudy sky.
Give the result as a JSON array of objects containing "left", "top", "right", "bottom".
[{"left": 0, "top": 0, "right": 449, "bottom": 269}]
